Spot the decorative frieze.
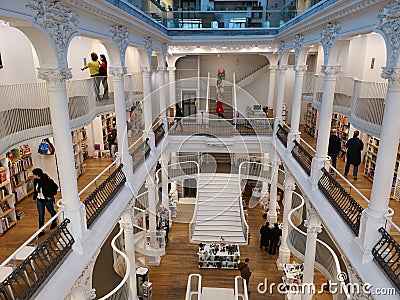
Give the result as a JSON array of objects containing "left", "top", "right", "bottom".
[
  {"left": 321, "top": 65, "right": 342, "bottom": 77},
  {"left": 27, "top": 0, "right": 78, "bottom": 68},
  {"left": 320, "top": 23, "right": 341, "bottom": 64},
  {"left": 143, "top": 36, "right": 153, "bottom": 57},
  {"left": 377, "top": 3, "right": 400, "bottom": 68},
  {"left": 38, "top": 68, "right": 72, "bottom": 85},
  {"left": 381, "top": 67, "right": 400, "bottom": 85}
]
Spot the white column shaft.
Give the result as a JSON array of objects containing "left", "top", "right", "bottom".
[
  {"left": 158, "top": 68, "right": 168, "bottom": 130},
  {"left": 274, "top": 66, "right": 287, "bottom": 131},
  {"left": 267, "top": 67, "right": 277, "bottom": 108},
  {"left": 161, "top": 154, "right": 170, "bottom": 212},
  {"left": 289, "top": 68, "right": 306, "bottom": 134},
  {"left": 143, "top": 71, "right": 153, "bottom": 134},
  {"left": 168, "top": 68, "right": 176, "bottom": 110},
  {"left": 121, "top": 211, "right": 137, "bottom": 299},
  {"left": 267, "top": 160, "right": 279, "bottom": 224}
]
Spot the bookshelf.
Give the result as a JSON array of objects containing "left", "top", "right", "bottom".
[
  {"left": 198, "top": 243, "right": 240, "bottom": 269},
  {"left": 331, "top": 113, "right": 350, "bottom": 159},
  {"left": 0, "top": 155, "right": 17, "bottom": 235},
  {"left": 304, "top": 103, "right": 318, "bottom": 138},
  {"left": 72, "top": 128, "right": 88, "bottom": 178},
  {"left": 129, "top": 101, "right": 143, "bottom": 135},
  {"left": 8, "top": 145, "right": 34, "bottom": 203},
  {"left": 101, "top": 113, "right": 116, "bottom": 150},
  {"left": 364, "top": 135, "right": 400, "bottom": 199}
]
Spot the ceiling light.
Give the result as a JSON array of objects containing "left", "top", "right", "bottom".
[{"left": 221, "top": 46, "right": 228, "bottom": 49}]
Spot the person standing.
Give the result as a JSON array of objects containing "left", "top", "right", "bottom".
[
  {"left": 81, "top": 52, "right": 101, "bottom": 101},
  {"left": 238, "top": 258, "right": 252, "bottom": 294},
  {"left": 269, "top": 223, "right": 282, "bottom": 255},
  {"left": 328, "top": 128, "right": 342, "bottom": 174},
  {"left": 216, "top": 100, "right": 224, "bottom": 119},
  {"left": 32, "top": 168, "right": 58, "bottom": 237},
  {"left": 259, "top": 221, "right": 270, "bottom": 251},
  {"left": 99, "top": 54, "right": 109, "bottom": 100},
  {"left": 173, "top": 104, "right": 184, "bottom": 131},
  {"left": 345, "top": 130, "right": 364, "bottom": 180},
  {"left": 107, "top": 123, "right": 118, "bottom": 161}
]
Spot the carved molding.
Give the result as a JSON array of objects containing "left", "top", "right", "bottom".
[
  {"left": 294, "top": 65, "right": 307, "bottom": 74},
  {"left": 304, "top": 204, "right": 322, "bottom": 234},
  {"left": 26, "top": 0, "right": 78, "bottom": 68},
  {"left": 278, "top": 65, "right": 288, "bottom": 72},
  {"left": 38, "top": 68, "right": 72, "bottom": 84},
  {"left": 377, "top": 3, "right": 400, "bottom": 68},
  {"left": 66, "top": 249, "right": 100, "bottom": 300},
  {"left": 321, "top": 65, "right": 342, "bottom": 77},
  {"left": 109, "top": 67, "right": 127, "bottom": 78},
  {"left": 161, "top": 43, "right": 169, "bottom": 58},
  {"left": 167, "top": 66, "right": 176, "bottom": 72},
  {"left": 381, "top": 67, "right": 400, "bottom": 85},
  {"left": 143, "top": 36, "right": 153, "bottom": 57},
  {"left": 110, "top": 25, "right": 129, "bottom": 66},
  {"left": 269, "top": 65, "right": 278, "bottom": 71},
  {"left": 320, "top": 23, "right": 341, "bottom": 63},
  {"left": 293, "top": 34, "right": 304, "bottom": 66},
  {"left": 341, "top": 256, "right": 374, "bottom": 300},
  {"left": 283, "top": 174, "right": 296, "bottom": 191},
  {"left": 141, "top": 66, "right": 152, "bottom": 74},
  {"left": 157, "top": 66, "right": 167, "bottom": 72},
  {"left": 278, "top": 41, "right": 286, "bottom": 59}
]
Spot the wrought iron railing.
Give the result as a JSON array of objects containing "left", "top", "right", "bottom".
[
  {"left": 276, "top": 124, "right": 288, "bottom": 147},
  {"left": 372, "top": 227, "right": 400, "bottom": 291},
  {"left": 154, "top": 122, "right": 165, "bottom": 146},
  {"left": 291, "top": 140, "right": 313, "bottom": 176},
  {"left": 83, "top": 164, "right": 126, "bottom": 227},
  {"left": 0, "top": 219, "right": 74, "bottom": 299},
  {"left": 318, "top": 168, "right": 363, "bottom": 235},
  {"left": 130, "top": 138, "right": 150, "bottom": 172}
]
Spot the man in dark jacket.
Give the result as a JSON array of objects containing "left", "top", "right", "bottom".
[
  {"left": 269, "top": 223, "right": 282, "bottom": 255},
  {"left": 345, "top": 130, "right": 364, "bottom": 180},
  {"left": 328, "top": 129, "right": 342, "bottom": 174},
  {"left": 32, "top": 168, "right": 58, "bottom": 237},
  {"left": 259, "top": 221, "right": 270, "bottom": 251},
  {"left": 238, "top": 258, "right": 252, "bottom": 294}
]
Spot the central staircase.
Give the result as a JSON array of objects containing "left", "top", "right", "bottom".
[{"left": 190, "top": 173, "right": 247, "bottom": 244}]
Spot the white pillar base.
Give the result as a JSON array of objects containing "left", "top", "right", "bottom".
[
  {"left": 276, "top": 247, "right": 291, "bottom": 270},
  {"left": 274, "top": 118, "right": 282, "bottom": 135},
  {"left": 148, "top": 256, "right": 161, "bottom": 266},
  {"left": 356, "top": 208, "right": 387, "bottom": 263},
  {"left": 121, "top": 153, "right": 134, "bottom": 189},
  {"left": 310, "top": 157, "right": 326, "bottom": 187},
  {"left": 147, "top": 131, "right": 156, "bottom": 152},
  {"left": 267, "top": 211, "right": 278, "bottom": 224},
  {"left": 64, "top": 203, "right": 89, "bottom": 255},
  {"left": 287, "top": 132, "right": 299, "bottom": 154}
]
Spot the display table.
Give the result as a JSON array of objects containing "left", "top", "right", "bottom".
[
  {"left": 282, "top": 262, "right": 303, "bottom": 300},
  {"left": 198, "top": 243, "right": 240, "bottom": 269}
]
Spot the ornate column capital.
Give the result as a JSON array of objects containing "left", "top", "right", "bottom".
[
  {"left": 278, "top": 65, "right": 288, "bottom": 72},
  {"left": 27, "top": 0, "right": 78, "bottom": 68},
  {"left": 109, "top": 67, "right": 127, "bottom": 79},
  {"left": 143, "top": 37, "right": 153, "bottom": 57},
  {"left": 111, "top": 25, "right": 129, "bottom": 67},
  {"left": 304, "top": 205, "right": 322, "bottom": 235},
  {"left": 157, "top": 66, "right": 167, "bottom": 72},
  {"left": 161, "top": 43, "right": 169, "bottom": 59},
  {"left": 141, "top": 66, "right": 152, "bottom": 75},
  {"left": 278, "top": 41, "right": 286, "bottom": 59},
  {"left": 294, "top": 65, "right": 307, "bottom": 74},
  {"left": 38, "top": 68, "right": 72, "bottom": 85},
  {"left": 381, "top": 67, "right": 400, "bottom": 85},
  {"left": 167, "top": 66, "right": 176, "bottom": 72},
  {"left": 283, "top": 174, "right": 296, "bottom": 191},
  {"left": 293, "top": 34, "right": 304, "bottom": 66},
  {"left": 269, "top": 65, "right": 278, "bottom": 71},
  {"left": 321, "top": 65, "right": 342, "bottom": 77},
  {"left": 120, "top": 221, "right": 134, "bottom": 231},
  {"left": 377, "top": 3, "right": 400, "bottom": 68},
  {"left": 320, "top": 23, "right": 341, "bottom": 64}
]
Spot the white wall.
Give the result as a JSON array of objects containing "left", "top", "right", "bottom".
[
  {"left": 362, "top": 34, "right": 386, "bottom": 82},
  {"left": 126, "top": 47, "right": 142, "bottom": 73},
  {"left": 0, "top": 23, "right": 37, "bottom": 84}
]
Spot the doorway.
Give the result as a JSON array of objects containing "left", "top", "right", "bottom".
[
  {"left": 181, "top": 90, "right": 197, "bottom": 117},
  {"left": 183, "top": 178, "right": 197, "bottom": 198}
]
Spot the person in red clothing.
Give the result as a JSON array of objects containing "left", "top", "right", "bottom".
[
  {"left": 99, "top": 54, "right": 109, "bottom": 99},
  {"left": 216, "top": 100, "right": 224, "bottom": 118}
]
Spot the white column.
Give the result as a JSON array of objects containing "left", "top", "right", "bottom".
[
  {"left": 274, "top": 65, "right": 288, "bottom": 132},
  {"left": 38, "top": 68, "right": 87, "bottom": 254},
  {"left": 277, "top": 173, "right": 296, "bottom": 270},
  {"left": 168, "top": 66, "right": 176, "bottom": 111},
  {"left": 110, "top": 68, "right": 134, "bottom": 183},
  {"left": 302, "top": 207, "right": 322, "bottom": 300},
  {"left": 121, "top": 208, "right": 137, "bottom": 299},
  {"left": 158, "top": 66, "right": 168, "bottom": 134},
  {"left": 267, "top": 65, "right": 278, "bottom": 109},
  {"left": 288, "top": 65, "right": 307, "bottom": 151},
  {"left": 142, "top": 67, "right": 155, "bottom": 149},
  {"left": 161, "top": 153, "right": 170, "bottom": 216},
  {"left": 310, "top": 66, "right": 342, "bottom": 185},
  {"left": 267, "top": 155, "right": 280, "bottom": 224},
  {"left": 169, "top": 152, "right": 179, "bottom": 201},
  {"left": 358, "top": 68, "right": 400, "bottom": 262},
  {"left": 145, "top": 171, "right": 161, "bottom": 265}
]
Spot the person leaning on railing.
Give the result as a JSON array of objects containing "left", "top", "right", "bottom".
[{"left": 81, "top": 52, "right": 101, "bottom": 101}]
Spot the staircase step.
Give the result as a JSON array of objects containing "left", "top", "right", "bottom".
[
  {"left": 194, "top": 225, "right": 243, "bottom": 232},
  {"left": 195, "top": 220, "right": 242, "bottom": 226},
  {"left": 191, "top": 236, "right": 246, "bottom": 244}
]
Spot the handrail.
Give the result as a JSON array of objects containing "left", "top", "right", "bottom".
[
  {"left": 237, "top": 161, "right": 252, "bottom": 244},
  {"left": 276, "top": 124, "right": 289, "bottom": 147},
  {"left": 185, "top": 273, "right": 202, "bottom": 300},
  {"left": 98, "top": 225, "right": 131, "bottom": 300},
  {"left": 287, "top": 191, "right": 350, "bottom": 299},
  {"left": 292, "top": 140, "right": 313, "bottom": 176},
  {"left": 234, "top": 276, "right": 248, "bottom": 300}
]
